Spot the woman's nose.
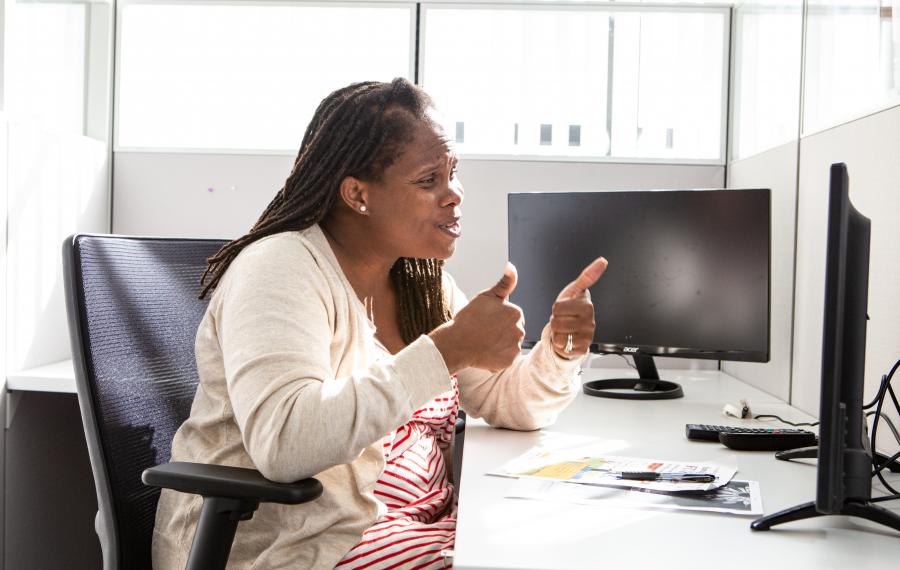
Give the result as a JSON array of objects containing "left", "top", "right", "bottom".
[{"left": 445, "top": 181, "right": 464, "bottom": 207}]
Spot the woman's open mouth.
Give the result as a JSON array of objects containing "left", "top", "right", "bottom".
[{"left": 438, "top": 219, "right": 461, "bottom": 238}]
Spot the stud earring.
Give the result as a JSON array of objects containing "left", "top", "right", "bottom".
[{"left": 359, "top": 204, "right": 367, "bottom": 213}]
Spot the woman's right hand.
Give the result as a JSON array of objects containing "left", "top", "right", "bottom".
[{"left": 429, "top": 263, "right": 525, "bottom": 373}]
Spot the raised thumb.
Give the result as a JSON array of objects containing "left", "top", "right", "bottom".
[{"left": 489, "top": 262, "right": 518, "bottom": 299}]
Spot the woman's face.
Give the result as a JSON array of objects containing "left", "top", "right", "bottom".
[{"left": 364, "top": 116, "right": 464, "bottom": 261}]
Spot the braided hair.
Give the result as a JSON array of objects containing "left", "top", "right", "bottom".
[{"left": 199, "top": 78, "right": 452, "bottom": 344}]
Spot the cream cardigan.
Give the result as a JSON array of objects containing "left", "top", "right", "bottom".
[{"left": 152, "top": 225, "right": 582, "bottom": 569}]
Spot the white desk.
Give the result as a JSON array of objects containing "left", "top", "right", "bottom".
[
  {"left": 455, "top": 369, "right": 900, "bottom": 569},
  {"left": 5, "top": 359, "right": 76, "bottom": 428},
  {"left": 7, "top": 359, "right": 76, "bottom": 393}
]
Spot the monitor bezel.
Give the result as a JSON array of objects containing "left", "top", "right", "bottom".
[
  {"left": 815, "top": 162, "right": 873, "bottom": 513},
  {"left": 511, "top": 188, "right": 772, "bottom": 364}
]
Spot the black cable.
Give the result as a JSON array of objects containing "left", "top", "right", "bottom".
[
  {"left": 870, "top": 493, "right": 900, "bottom": 504},
  {"left": 888, "top": 382, "right": 900, "bottom": 420},
  {"left": 618, "top": 354, "right": 637, "bottom": 370},
  {"left": 750, "top": 359, "right": 900, "bottom": 495},
  {"left": 586, "top": 354, "right": 637, "bottom": 370},
  {"left": 752, "top": 414, "right": 818, "bottom": 427},
  {"left": 871, "top": 359, "right": 900, "bottom": 494},
  {"left": 867, "top": 411, "right": 900, "bottom": 445},
  {"left": 872, "top": 374, "right": 897, "bottom": 481},
  {"left": 864, "top": 359, "right": 899, "bottom": 409},
  {"left": 750, "top": 412, "right": 898, "bottom": 441},
  {"left": 751, "top": 412, "right": 900, "bottom": 439},
  {"left": 874, "top": 448, "right": 900, "bottom": 475},
  {"left": 875, "top": 449, "right": 900, "bottom": 468},
  {"left": 872, "top": 450, "right": 900, "bottom": 497}
]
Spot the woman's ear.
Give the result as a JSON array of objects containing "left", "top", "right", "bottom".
[{"left": 338, "top": 176, "right": 370, "bottom": 215}]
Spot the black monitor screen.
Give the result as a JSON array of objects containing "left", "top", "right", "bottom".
[{"left": 508, "top": 189, "right": 770, "bottom": 362}]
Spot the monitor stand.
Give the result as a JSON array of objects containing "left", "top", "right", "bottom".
[
  {"left": 751, "top": 498, "right": 900, "bottom": 532},
  {"left": 753, "top": 446, "right": 900, "bottom": 533},
  {"left": 775, "top": 446, "right": 900, "bottom": 473},
  {"left": 582, "top": 354, "right": 684, "bottom": 400}
]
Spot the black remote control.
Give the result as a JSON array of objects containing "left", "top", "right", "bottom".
[
  {"left": 685, "top": 423, "right": 815, "bottom": 442},
  {"left": 718, "top": 430, "right": 818, "bottom": 451}
]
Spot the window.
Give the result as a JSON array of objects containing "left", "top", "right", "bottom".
[
  {"left": 421, "top": 4, "right": 728, "bottom": 162},
  {"left": 116, "top": 2, "right": 414, "bottom": 151},
  {"left": 731, "top": 0, "right": 803, "bottom": 160},
  {"left": 609, "top": 8, "right": 727, "bottom": 160},
  {"left": 6, "top": 2, "right": 88, "bottom": 134},
  {"left": 803, "top": 0, "right": 900, "bottom": 134},
  {"left": 422, "top": 6, "right": 611, "bottom": 158}
]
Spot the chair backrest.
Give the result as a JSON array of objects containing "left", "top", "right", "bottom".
[{"left": 63, "top": 234, "right": 228, "bottom": 570}]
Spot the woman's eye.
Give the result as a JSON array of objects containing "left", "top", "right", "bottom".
[{"left": 419, "top": 176, "right": 436, "bottom": 185}]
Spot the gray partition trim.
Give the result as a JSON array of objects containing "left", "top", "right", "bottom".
[
  {"left": 724, "top": 140, "right": 799, "bottom": 402},
  {"left": 791, "top": 105, "right": 900, "bottom": 446}
]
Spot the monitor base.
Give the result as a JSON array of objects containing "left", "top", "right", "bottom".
[
  {"left": 583, "top": 354, "right": 684, "bottom": 400},
  {"left": 582, "top": 378, "right": 684, "bottom": 400},
  {"left": 775, "top": 446, "right": 900, "bottom": 473},
  {"left": 751, "top": 499, "right": 900, "bottom": 533}
]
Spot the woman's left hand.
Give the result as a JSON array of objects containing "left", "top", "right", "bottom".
[{"left": 549, "top": 257, "right": 608, "bottom": 359}]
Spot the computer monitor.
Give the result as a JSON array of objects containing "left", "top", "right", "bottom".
[
  {"left": 751, "top": 163, "right": 900, "bottom": 533},
  {"left": 508, "top": 188, "right": 771, "bottom": 400},
  {"left": 817, "top": 162, "right": 872, "bottom": 514}
]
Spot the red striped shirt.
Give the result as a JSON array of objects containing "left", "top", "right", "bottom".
[{"left": 337, "top": 375, "right": 459, "bottom": 569}]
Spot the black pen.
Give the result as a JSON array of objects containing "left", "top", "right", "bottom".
[{"left": 615, "top": 471, "right": 716, "bottom": 483}]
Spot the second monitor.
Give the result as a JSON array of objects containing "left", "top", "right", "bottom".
[{"left": 508, "top": 189, "right": 771, "bottom": 400}]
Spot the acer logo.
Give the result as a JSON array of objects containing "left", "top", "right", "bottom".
[{"left": 623, "top": 347, "right": 639, "bottom": 353}]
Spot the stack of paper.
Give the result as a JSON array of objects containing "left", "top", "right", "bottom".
[{"left": 490, "top": 441, "right": 763, "bottom": 516}]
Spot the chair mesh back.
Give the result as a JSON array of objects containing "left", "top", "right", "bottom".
[{"left": 67, "top": 235, "right": 227, "bottom": 569}]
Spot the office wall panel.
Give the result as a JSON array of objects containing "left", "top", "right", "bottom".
[
  {"left": 723, "top": 141, "right": 798, "bottom": 401},
  {"left": 114, "top": 153, "right": 723, "bottom": 292},
  {"left": 113, "top": 152, "right": 293, "bottom": 240},
  {"left": 6, "top": 124, "right": 109, "bottom": 373},
  {"left": 792, "top": 104, "right": 900, "bottom": 453}
]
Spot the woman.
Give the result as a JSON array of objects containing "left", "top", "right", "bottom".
[{"left": 152, "top": 78, "right": 606, "bottom": 569}]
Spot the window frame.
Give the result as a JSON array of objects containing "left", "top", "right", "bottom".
[
  {"left": 728, "top": 0, "right": 804, "bottom": 162},
  {"left": 799, "top": 0, "right": 900, "bottom": 138},
  {"left": 419, "top": 1, "right": 732, "bottom": 166},
  {"left": 112, "top": 0, "right": 731, "bottom": 165},
  {"left": 6, "top": 0, "right": 106, "bottom": 137}
]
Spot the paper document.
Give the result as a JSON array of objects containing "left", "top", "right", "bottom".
[
  {"left": 491, "top": 445, "right": 736, "bottom": 493},
  {"left": 506, "top": 477, "right": 763, "bottom": 516}
]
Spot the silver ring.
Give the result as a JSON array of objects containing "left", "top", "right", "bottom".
[{"left": 564, "top": 333, "right": 574, "bottom": 354}]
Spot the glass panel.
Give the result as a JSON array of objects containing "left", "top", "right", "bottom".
[
  {"left": 423, "top": 5, "right": 727, "bottom": 161},
  {"left": 610, "top": 10, "right": 726, "bottom": 160},
  {"left": 117, "top": 3, "right": 412, "bottom": 150},
  {"left": 422, "top": 7, "right": 611, "bottom": 157},
  {"left": 732, "top": 0, "right": 803, "bottom": 160},
  {"left": 7, "top": 3, "right": 87, "bottom": 134},
  {"left": 803, "top": 0, "right": 900, "bottom": 134}
]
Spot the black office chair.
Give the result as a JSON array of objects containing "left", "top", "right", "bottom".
[{"left": 62, "top": 234, "right": 323, "bottom": 570}]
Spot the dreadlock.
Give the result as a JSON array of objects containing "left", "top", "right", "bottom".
[{"left": 199, "top": 78, "right": 452, "bottom": 344}]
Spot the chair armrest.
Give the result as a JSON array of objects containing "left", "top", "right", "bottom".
[{"left": 142, "top": 461, "right": 323, "bottom": 505}]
